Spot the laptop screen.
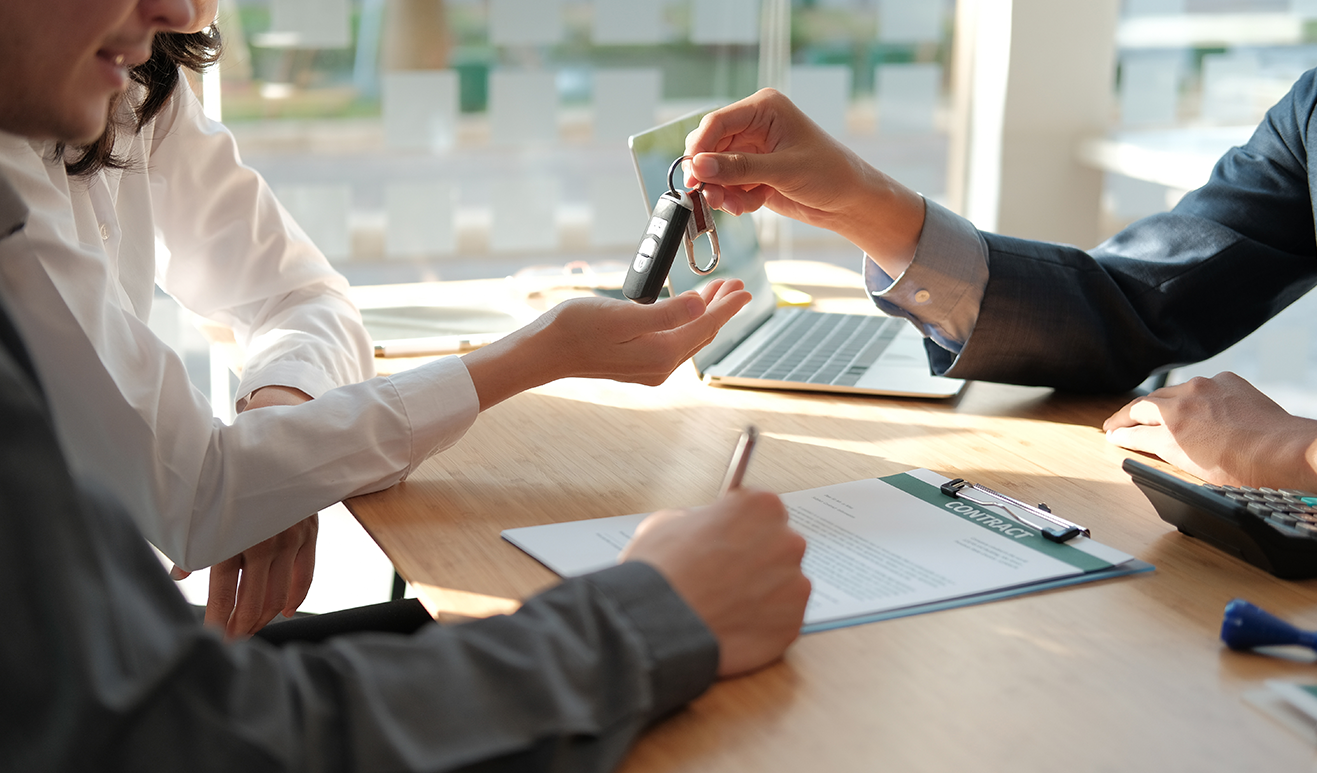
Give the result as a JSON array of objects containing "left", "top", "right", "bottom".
[{"left": 628, "top": 110, "right": 777, "bottom": 374}]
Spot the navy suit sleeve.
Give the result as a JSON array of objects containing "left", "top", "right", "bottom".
[{"left": 937, "top": 68, "right": 1317, "bottom": 392}]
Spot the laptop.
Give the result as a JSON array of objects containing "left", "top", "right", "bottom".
[{"left": 628, "top": 111, "right": 964, "bottom": 399}]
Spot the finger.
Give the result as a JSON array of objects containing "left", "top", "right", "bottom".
[
  {"left": 204, "top": 555, "right": 241, "bottom": 630},
  {"left": 169, "top": 565, "right": 191, "bottom": 581},
  {"left": 283, "top": 528, "right": 318, "bottom": 618},
  {"left": 1106, "top": 423, "right": 1173, "bottom": 455},
  {"left": 1102, "top": 396, "right": 1166, "bottom": 432},
  {"left": 670, "top": 290, "right": 753, "bottom": 361},
  {"left": 685, "top": 99, "right": 765, "bottom": 159},
  {"left": 227, "top": 554, "right": 275, "bottom": 638},
  {"left": 694, "top": 278, "right": 727, "bottom": 304},
  {"left": 257, "top": 544, "right": 297, "bottom": 633},
  {"left": 621, "top": 293, "right": 708, "bottom": 338}
]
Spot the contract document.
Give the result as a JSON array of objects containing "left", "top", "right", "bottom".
[{"left": 503, "top": 469, "right": 1152, "bottom": 633}]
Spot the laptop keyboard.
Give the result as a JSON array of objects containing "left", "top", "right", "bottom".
[{"left": 727, "top": 312, "right": 903, "bottom": 386}]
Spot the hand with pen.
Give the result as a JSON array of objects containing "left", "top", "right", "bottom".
[{"left": 620, "top": 428, "right": 812, "bottom": 677}]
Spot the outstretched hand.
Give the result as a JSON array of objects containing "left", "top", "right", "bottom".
[
  {"left": 463, "top": 278, "right": 751, "bottom": 410},
  {"left": 1103, "top": 372, "right": 1317, "bottom": 490},
  {"left": 682, "top": 88, "right": 925, "bottom": 273}
]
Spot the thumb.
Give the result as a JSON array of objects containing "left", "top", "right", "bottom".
[{"left": 691, "top": 151, "right": 779, "bottom": 189}]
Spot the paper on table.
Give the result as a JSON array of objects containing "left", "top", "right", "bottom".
[{"left": 502, "top": 469, "right": 1142, "bottom": 631}]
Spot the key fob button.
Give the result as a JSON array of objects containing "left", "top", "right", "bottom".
[{"left": 632, "top": 254, "right": 653, "bottom": 272}]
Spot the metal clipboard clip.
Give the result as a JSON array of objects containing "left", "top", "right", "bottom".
[{"left": 940, "top": 478, "right": 1090, "bottom": 544}]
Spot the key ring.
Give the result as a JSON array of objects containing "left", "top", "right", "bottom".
[{"left": 667, "top": 156, "right": 720, "bottom": 275}]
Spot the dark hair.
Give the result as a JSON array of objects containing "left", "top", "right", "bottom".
[{"left": 61, "top": 27, "right": 223, "bottom": 177}]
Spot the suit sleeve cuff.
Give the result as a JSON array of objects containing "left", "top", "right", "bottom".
[
  {"left": 865, "top": 198, "right": 989, "bottom": 353},
  {"left": 581, "top": 562, "right": 720, "bottom": 722}
]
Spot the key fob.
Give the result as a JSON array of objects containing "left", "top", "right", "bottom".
[{"left": 624, "top": 191, "right": 693, "bottom": 304}]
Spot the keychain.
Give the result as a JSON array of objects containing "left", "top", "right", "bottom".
[{"left": 623, "top": 156, "right": 721, "bottom": 304}]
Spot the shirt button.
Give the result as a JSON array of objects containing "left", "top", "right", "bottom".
[
  {"left": 913, "top": 289, "right": 931, "bottom": 304},
  {"left": 99, "top": 223, "right": 110, "bottom": 241}
]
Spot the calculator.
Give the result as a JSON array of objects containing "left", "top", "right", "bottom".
[{"left": 1123, "top": 458, "right": 1317, "bottom": 579}]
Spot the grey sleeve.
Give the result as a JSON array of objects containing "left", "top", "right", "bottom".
[{"left": 2, "top": 342, "right": 718, "bottom": 773}]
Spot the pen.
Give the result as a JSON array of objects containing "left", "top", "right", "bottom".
[
  {"left": 718, "top": 425, "right": 758, "bottom": 498},
  {"left": 373, "top": 333, "right": 502, "bottom": 358}
]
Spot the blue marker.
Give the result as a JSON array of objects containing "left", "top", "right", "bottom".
[{"left": 1220, "top": 599, "right": 1317, "bottom": 652}]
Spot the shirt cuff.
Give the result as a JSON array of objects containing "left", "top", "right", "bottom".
[
  {"left": 386, "top": 355, "right": 481, "bottom": 476},
  {"left": 864, "top": 198, "right": 989, "bottom": 354},
  {"left": 581, "top": 562, "right": 720, "bottom": 722}
]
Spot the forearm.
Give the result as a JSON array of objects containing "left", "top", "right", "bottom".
[{"left": 93, "top": 566, "right": 716, "bottom": 772}]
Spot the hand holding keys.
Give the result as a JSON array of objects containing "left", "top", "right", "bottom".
[{"left": 623, "top": 155, "right": 722, "bottom": 304}]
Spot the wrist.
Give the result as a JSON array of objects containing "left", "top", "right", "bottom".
[
  {"left": 832, "top": 168, "right": 925, "bottom": 279},
  {"left": 1289, "top": 420, "right": 1317, "bottom": 492},
  {"left": 460, "top": 312, "right": 561, "bottom": 410}
]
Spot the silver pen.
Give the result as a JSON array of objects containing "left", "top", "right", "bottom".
[{"left": 718, "top": 426, "right": 759, "bottom": 498}]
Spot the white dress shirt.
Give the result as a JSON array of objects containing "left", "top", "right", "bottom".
[{"left": 0, "top": 80, "right": 480, "bottom": 570}]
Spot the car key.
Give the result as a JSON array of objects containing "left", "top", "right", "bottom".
[
  {"left": 685, "top": 186, "right": 720, "bottom": 276},
  {"left": 623, "top": 156, "right": 721, "bottom": 304},
  {"left": 623, "top": 188, "right": 693, "bottom": 304}
]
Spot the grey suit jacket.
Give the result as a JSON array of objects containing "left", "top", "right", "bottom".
[
  {"left": 0, "top": 175, "right": 718, "bottom": 773},
  {"left": 932, "top": 68, "right": 1317, "bottom": 393}
]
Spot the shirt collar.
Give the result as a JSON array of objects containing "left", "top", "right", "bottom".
[{"left": 0, "top": 171, "right": 28, "bottom": 239}]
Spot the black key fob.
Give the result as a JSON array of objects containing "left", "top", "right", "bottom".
[{"left": 624, "top": 191, "right": 692, "bottom": 304}]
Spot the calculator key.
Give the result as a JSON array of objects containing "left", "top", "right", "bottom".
[
  {"left": 1247, "top": 502, "right": 1274, "bottom": 517},
  {"left": 1270, "top": 512, "right": 1300, "bottom": 525},
  {"left": 1297, "top": 522, "right": 1317, "bottom": 537},
  {"left": 1282, "top": 489, "right": 1312, "bottom": 497},
  {"left": 1225, "top": 493, "right": 1250, "bottom": 502},
  {"left": 1261, "top": 487, "right": 1281, "bottom": 494}
]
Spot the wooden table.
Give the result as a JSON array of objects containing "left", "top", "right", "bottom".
[{"left": 346, "top": 265, "right": 1317, "bottom": 772}]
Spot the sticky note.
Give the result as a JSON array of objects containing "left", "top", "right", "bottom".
[
  {"left": 385, "top": 181, "right": 457, "bottom": 258},
  {"left": 270, "top": 0, "right": 351, "bottom": 48},
  {"left": 876, "top": 63, "right": 941, "bottom": 134},
  {"left": 878, "top": 0, "right": 943, "bottom": 44},
  {"left": 491, "top": 176, "right": 559, "bottom": 252},
  {"left": 594, "top": 68, "right": 662, "bottom": 143},
  {"left": 382, "top": 71, "right": 459, "bottom": 151},
  {"left": 276, "top": 184, "right": 353, "bottom": 262},
  {"left": 594, "top": 0, "right": 666, "bottom": 44},
  {"left": 490, "top": 0, "right": 564, "bottom": 45},
  {"left": 790, "top": 65, "right": 852, "bottom": 138},
  {"left": 590, "top": 174, "right": 649, "bottom": 248},
  {"left": 489, "top": 70, "right": 558, "bottom": 145},
  {"left": 691, "top": 0, "right": 761, "bottom": 45}
]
